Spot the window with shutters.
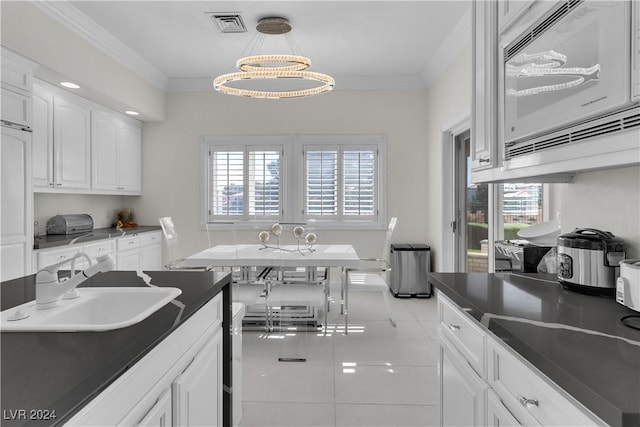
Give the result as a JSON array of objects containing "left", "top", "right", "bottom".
[{"left": 202, "top": 135, "right": 385, "bottom": 229}]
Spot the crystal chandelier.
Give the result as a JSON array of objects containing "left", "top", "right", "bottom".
[{"left": 213, "top": 17, "right": 335, "bottom": 99}]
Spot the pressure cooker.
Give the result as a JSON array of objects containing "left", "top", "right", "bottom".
[{"left": 557, "top": 228, "right": 626, "bottom": 296}]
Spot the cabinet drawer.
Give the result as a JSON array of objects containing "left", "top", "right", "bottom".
[
  {"left": 487, "top": 335, "right": 603, "bottom": 426},
  {"left": 37, "top": 247, "right": 83, "bottom": 269},
  {"left": 140, "top": 232, "right": 161, "bottom": 246},
  {"left": 117, "top": 235, "right": 141, "bottom": 251},
  {"left": 438, "top": 294, "right": 485, "bottom": 377},
  {"left": 83, "top": 240, "right": 116, "bottom": 260}
]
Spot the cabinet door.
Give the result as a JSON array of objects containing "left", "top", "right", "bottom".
[
  {"left": 1, "top": 127, "right": 32, "bottom": 281},
  {"left": 141, "top": 243, "right": 162, "bottom": 271},
  {"left": 32, "top": 88, "right": 55, "bottom": 188},
  {"left": 487, "top": 390, "right": 523, "bottom": 427},
  {"left": 471, "top": 0, "right": 498, "bottom": 172},
  {"left": 497, "top": 0, "right": 532, "bottom": 34},
  {"left": 53, "top": 96, "right": 90, "bottom": 189},
  {"left": 440, "top": 338, "right": 487, "bottom": 427},
  {"left": 118, "top": 123, "right": 142, "bottom": 193},
  {"left": 1, "top": 88, "right": 31, "bottom": 127},
  {"left": 133, "top": 389, "right": 172, "bottom": 427},
  {"left": 92, "top": 111, "right": 119, "bottom": 191},
  {"left": 117, "top": 250, "right": 141, "bottom": 271},
  {"left": 172, "top": 330, "right": 222, "bottom": 427}
]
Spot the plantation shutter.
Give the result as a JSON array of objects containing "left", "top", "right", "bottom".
[
  {"left": 343, "top": 149, "right": 376, "bottom": 216},
  {"left": 305, "top": 149, "right": 338, "bottom": 216},
  {"left": 211, "top": 150, "right": 244, "bottom": 216},
  {"left": 248, "top": 149, "right": 281, "bottom": 217}
]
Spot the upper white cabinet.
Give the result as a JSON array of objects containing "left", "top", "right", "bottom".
[
  {"left": 54, "top": 96, "right": 91, "bottom": 190},
  {"left": 1, "top": 49, "right": 35, "bottom": 282},
  {"left": 471, "top": 0, "right": 498, "bottom": 172},
  {"left": 1, "top": 127, "right": 33, "bottom": 281},
  {"left": 32, "top": 80, "right": 142, "bottom": 195},
  {"left": 91, "top": 110, "right": 142, "bottom": 193},
  {"left": 497, "top": 0, "right": 534, "bottom": 35},
  {"left": 1, "top": 48, "right": 35, "bottom": 128}
]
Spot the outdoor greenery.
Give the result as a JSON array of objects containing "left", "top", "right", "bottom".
[{"left": 467, "top": 222, "right": 531, "bottom": 250}]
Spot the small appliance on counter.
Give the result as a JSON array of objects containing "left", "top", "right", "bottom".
[
  {"left": 616, "top": 259, "right": 640, "bottom": 312},
  {"left": 494, "top": 240, "right": 553, "bottom": 273},
  {"left": 557, "top": 228, "right": 626, "bottom": 296},
  {"left": 46, "top": 214, "right": 94, "bottom": 235}
]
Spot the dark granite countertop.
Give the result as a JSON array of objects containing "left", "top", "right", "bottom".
[
  {"left": 429, "top": 272, "right": 640, "bottom": 427},
  {"left": 1, "top": 269, "right": 231, "bottom": 426},
  {"left": 33, "top": 226, "right": 162, "bottom": 250}
]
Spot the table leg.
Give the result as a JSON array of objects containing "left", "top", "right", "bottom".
[{"left": 344, "top": 268, "right": 350, "bottom": 335}]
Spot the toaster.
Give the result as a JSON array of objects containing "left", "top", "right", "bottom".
[
  {"left": 46, "top": 214, "right": 94, "bottom": 235},
  {"left": 616, "top": 259, "right": 640, "bottom": 312}
]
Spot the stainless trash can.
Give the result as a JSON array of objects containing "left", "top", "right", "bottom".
[{"left": 390, "top": 244, "right": 431, "bottom": 297}]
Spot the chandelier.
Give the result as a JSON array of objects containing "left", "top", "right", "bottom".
[{"left": 213, "top": 17, "right": 335, "bottom": 99}]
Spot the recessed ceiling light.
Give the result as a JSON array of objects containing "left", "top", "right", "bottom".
[
  {"left": 60, "top": 81, "right": 80, "bottom": 89},
  {"left": 124, "top": 110, "right": 140, "bottom": 116}
]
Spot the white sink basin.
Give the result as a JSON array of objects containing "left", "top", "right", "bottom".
[{"left": 1, "top": 287, "right": 182, "bottom": 332}]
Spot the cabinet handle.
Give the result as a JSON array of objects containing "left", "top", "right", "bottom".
[
  {"left": 479, "top": 158, "right": 491, "bottom": 164},
  {"left": 518, "top": 396, "right": 539, "bottom": 408},
  {"left": 447, "top": 323, "right": 461, "bottom": 331}
]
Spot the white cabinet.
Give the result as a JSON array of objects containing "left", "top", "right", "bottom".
[
  {"left": 32, "top": 80, "right": 142, "bottom": 194},
  {"left": 497, "top": 0, "right": 534, "bottom": 35},
  {"left": 66, "top": 293, "right": 224, "bottom": 427},
  {"left": 487, "top": 390, "right": 523, "bottom": 427},
  {"left": 471, "top": 0, "right": 498, "bottom": 172},
  {"left": 133, "top": 389, "right": 172, "bottom": 427},
  {"left": 1, "top": 48, "right": 35, "bottom": 128},
  {"left": 35, "top": 231, "right": 160, "bottom": 272},
  {"left": 116, "top": 232, "right": 162, "bottom": 271},
  {"left": 32, "top": 83, "right": 91, "bottom": 191},
  {"left": 0, "top": 127, "right": 33, "bottom": 281},
  {"left": 437, "top": 292, "right": 606, "bottom": 427},
  {"left": 172, "top": 330, "right": 223, "bottom": 426},
  {"left": 440, "top": 337, "right": 488, "bottom": 427},
  {"left": 92, "top": 110, "right": 142, "bottom": 194}
]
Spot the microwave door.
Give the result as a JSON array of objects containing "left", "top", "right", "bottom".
[{"left": 503, "top": 1, "right": 630, "bottom": 143}]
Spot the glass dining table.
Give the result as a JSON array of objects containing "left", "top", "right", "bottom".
[{"left": 184, "top": 244, "right": 361, "bottom": 333}]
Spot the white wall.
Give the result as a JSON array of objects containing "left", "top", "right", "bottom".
[
  {"left": 129, "top": 89, "right": 431, "bottom": 261},
  {"left": 34, "top": 194, "right": 125, "bottom": 234},
  {"left": 423, "top": 43, "right": 473, "bottom": 270},
  {"left": 559, "top": 166, "right": 640, "bottom": 258}
]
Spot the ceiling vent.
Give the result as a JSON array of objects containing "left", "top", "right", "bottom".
[{"left": 207, "top": 13, "right": 247, "bottom": 33}]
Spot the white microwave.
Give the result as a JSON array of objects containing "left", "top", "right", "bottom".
[{"left": 501, "top": 0, "right": 639, "bottom": 149}]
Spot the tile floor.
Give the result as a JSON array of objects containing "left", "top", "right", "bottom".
[{"left": 238, "top": 281, "right": 440, "bottom": 427}]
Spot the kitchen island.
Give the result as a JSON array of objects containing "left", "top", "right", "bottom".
[
  {"left": 1, "top": 269, "right": 232, "bottom": 426},
  {"left": 430, "top": 272, "right": 640, "bottom": 427}
]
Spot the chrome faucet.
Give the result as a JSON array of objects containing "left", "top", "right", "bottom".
[{"left": 35, "top": 253, "right": 115, "bottom": 310}]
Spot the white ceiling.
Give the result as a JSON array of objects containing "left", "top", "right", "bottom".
[{"left": 61, "top": 1, "right": 472, "bottom": 92}]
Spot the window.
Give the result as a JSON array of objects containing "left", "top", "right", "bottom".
[
  {"left": 303, "top": 145, "right": 378, "bottom": 220},
  {"left": 202, "top": 135, "right": 386, "bottom": 228}
]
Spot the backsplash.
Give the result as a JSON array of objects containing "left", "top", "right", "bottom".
[
  {"left": 34, "top": 193, "right": 124, "bottom": 235},
  {"left": 560, "top": 165, "right": 640, "bottom": 259}
]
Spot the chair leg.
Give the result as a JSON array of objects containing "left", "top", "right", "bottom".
[{"left": 381, "top": 288, "right": 396, "bottom": 327}]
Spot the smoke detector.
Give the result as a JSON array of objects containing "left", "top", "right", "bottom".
[{"left": 207, "top": 13, "right": 247, "bottom": 33}]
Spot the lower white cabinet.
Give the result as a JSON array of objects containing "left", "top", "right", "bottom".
[
  {"left": 35, "top": 231, "right": 161, "bottom": 273},
  {"left": 172, "top": 330, "right": 223, "bottom": 426},
  {"left": 66, "top": 293, "right": 223, "bottom": 426},
  {"left": 437, "top": 292, "right": 605, "bottom": 427},
  {"left": 440, "top": 335, "right": 488, "bottom": 426}
]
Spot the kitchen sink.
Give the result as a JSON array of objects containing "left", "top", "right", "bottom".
[{"left": 1, "top": 287, "right": 182, "bottom": 332}]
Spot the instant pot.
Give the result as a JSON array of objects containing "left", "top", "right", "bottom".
[{"left": 557, "top": 228, "right": 626, "bottom": 296}]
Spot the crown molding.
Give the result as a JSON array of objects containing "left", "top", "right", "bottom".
[
  {"left": 422, "top": 4, "right": 472, "bottom": 89},
  {"left": 32, "top": 1, "right": 169, "bottom": 90}
]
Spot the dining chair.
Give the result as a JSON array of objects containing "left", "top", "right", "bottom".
[
  {"left": 345, "top": 216, "right": 398, "bottom": 327},
  {"left": 158, "top": 217, "right": 209, "bottom": 270},
  {"left": 265, "top": 267, "right": 329, "bottom": 334},
  {"left": 205, "top": 222, "right": 265, "bottom": 306}
]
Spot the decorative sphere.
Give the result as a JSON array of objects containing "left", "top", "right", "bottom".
[
  {"left": 305, "top": 233, "right": 317, "bottom": 245},
  {"left": 292, "top": 226, "right": 305, "bottom": 238},
  {"left": 271, "top": 223, "right": 283, "bottom": 236},
  {"left": 258, "top": 230, "right": 270, "bottom": 243}
]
